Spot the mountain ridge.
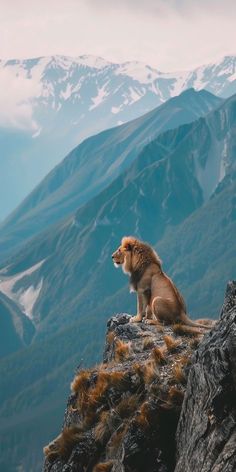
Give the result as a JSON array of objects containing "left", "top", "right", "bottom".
[{"left": 0, "top": 54, "right": 235, "bottom": 220}]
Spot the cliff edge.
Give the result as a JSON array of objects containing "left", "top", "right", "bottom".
[
  {"left": 175, "top": 281, "right": 236, "bottom": 472},
  {"left": 43, "top": 282, "right": 236, "bottom": 472}
]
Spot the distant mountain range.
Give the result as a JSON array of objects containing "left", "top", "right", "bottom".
[
  {"left": 0, "top": 54, "right": 236, "bottom": 220},
  {"left": 0, "top": 87, "right": 236, "bottom": 471}
]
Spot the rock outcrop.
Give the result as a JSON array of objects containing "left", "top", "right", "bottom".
[
  {"left": 175, "top": 281, "right": 236, "bottom": 472},
  {"left": 43, "top": 282, "right": 236, "bottom": 472}
]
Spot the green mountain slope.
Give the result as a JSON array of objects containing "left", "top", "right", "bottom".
[
  {"left": 0, "top": 89, "right": 221, "bottom": 262},
  {"left": 0, "top": 316, "right": 104, "bottom": 472},
  {"left": 1, "top": 93, "right": 235, "bottom": 339},
  {"left": 0, "top": 292, "right": 35, "bottom": 358},
  {"left": 0, "top": 92, "right": 235, "bottom": 472},
  {"left": 0, "top": 166, "right": 235, "bottom": 472}
]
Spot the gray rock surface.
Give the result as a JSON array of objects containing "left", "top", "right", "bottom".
[
  {"left": 175, "top": 281, "right": 236, "bottom": 472},
  {"left": 44, "top": 313, "right": 196, "bottom": 471}
]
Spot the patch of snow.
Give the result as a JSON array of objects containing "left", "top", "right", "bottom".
[
  {"left": 0, "top": 259, "right": 45, "bottom": 319},
  {"left": 76, "top": 55, "right": 111, "bottom": 69},
  {"left": 228, "top": 72, "right": 236, "bottom": 82},
  {"left": 129, "top": 86, "right": 142, "bottom": 103},
  {"left": 192, "top": 66, "right": 208, "bottom": 90},
  {"left": 170, "top": 71, "right": 191, "bottom": 96},
  {"left": 89, "top": 83, "right": 108, "bottom": 110},
  {"left": 18, "top": 280, "right": 43, "bottom": 319},
  {"left": 60, "top": 83, "right": 73, "bottom": 100},
  {"left": 111, "top": 105, "right": 121, "bottom": 114},
  {"left": 115, "top": 62, "right": 161, "bottom": 84},
  {"left": 41, "top": 81, "right": 54, "bottom": 98}
]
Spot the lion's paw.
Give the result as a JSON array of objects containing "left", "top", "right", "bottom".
[
  {"left": 143, "top": 319, "right": 154, "bottom": 325},
  {"left": 130, "top": 315, "right": 142, "bottom": 323}
]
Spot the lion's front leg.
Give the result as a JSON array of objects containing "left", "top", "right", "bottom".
[
  {"left": 130, "top": 292, "right": 146, "bottom": 323},
  {"left": 143, "top": 304, "right": 153, "bottom": 322}
]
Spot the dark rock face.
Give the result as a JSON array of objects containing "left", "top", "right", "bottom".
[
  {"left": 175, "top": 281, "right": 236, "bottom": 472},
  {"left": 43, "top": 282, "right": 236, "bottom": 472}
]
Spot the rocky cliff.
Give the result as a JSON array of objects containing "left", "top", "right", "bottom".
[
  {"left": 43, "top": 282, "right": 236, "bottom": 472},
  {"left": 175, "top": 281, "right": 236, "bottom": 472}
]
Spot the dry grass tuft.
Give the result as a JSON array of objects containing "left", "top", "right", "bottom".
[
  {"left": 115, "top": 339, "right": 132, "bottom": 362},
  {"left": 168, "top": 386, "right": 184, "bottom": 406},
  {"left": 179, "top": 354, "right": 191, "bottom": 366},
  {"left": 133, "top": 362, "right": 144, "bottom": 376},
  {"left": 71, "top": 369, "right": 91, "bottom": 394},
  {"left": 115, "top": 394, "right": 140, "bottom": 419},
  {"left": 76, "top": 370, "right": 127, "bottom": 427},
  {"left": 143, "top": 361, "right": 159, "bottom": 384},
  {"left": 152, "top": 346, "right": 166, "bottom": 364},
  {"left": 94, "top": 411, "right": 111, "bottom": 443},
  {"left": 142, "top": 337, "right": 155, "bottom": 350},
  {"left": 93, "top": 461, "right": 114, "bottom": 472},
  {"left": 106, "top": 331, "right": 115, "bottom": 344},
  {"left": 44, "top": 426, "right": 82, "bottom": 461},
  {"left": 172, "top": 364, "right": 186, "bottom": 384},
  {"left": 136, "top": 401, "right": 151, "bottom": 428},
  {"left": 108, "top": 370, "right": 126, "bottom": 385},
  {"left": 106, "top": 424, "right": 128, "bottom": 458},
  {"left": 87, "top": 372, "right": 111, "bottom": 407},
  {"left": 163, "top": 335, "right": 181, "bottom": 352},
  {"left": 189, "top": 337, "right": 201, "bottom": 349}
]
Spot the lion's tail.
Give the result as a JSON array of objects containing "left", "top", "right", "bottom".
[{"left": 181, "top": 311, "right": 211, "bottom": 330}]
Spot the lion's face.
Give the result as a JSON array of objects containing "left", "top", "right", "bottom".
[
  {"left": 112, "top": 245, "right": 126, "bottom": 267},
  {"left": 112, "top": 238, "right": 134, "bottom": 273}
]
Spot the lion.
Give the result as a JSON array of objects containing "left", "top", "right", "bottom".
[{"left": 112, "top": 236, "right": 211, "bottom": 331}]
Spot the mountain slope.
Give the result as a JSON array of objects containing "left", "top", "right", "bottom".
[
  {"left": 0, "top": 93, "right": 235, "bottom": 472},
  {"left": 0, "top": 170, "right": 235, "bottom": 470},
  {"left": 0, "top": 88, "right": 222, "bottom": 262},
  {"left": 0, "top": 54, "right": 235, "bottom": 220},
  {"left": 0, "top": 93, "right": 235, "bottom": 339},
  {"left": 0, "top": 316, "right": 103, "bottom": 472},
  {"left": 0, "top": 292, "right": 34, "bottom": 358}
]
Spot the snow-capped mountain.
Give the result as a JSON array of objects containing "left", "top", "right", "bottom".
[
  {"left": 2, "top": 54, "right": 236, "bottom": 135},
  {"left": 0, "top": 54, "right": 236, "bottom": 221}
]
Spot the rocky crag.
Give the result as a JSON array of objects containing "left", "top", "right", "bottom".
[{"left": 43, "top": 282, "right": 236, "bottom": 472}]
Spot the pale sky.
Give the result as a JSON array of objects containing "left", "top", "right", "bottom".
[{"left": 0, "top": 0, "right": 235, "bottom": 71}]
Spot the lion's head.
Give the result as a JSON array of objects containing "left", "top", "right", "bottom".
[
  {"left": 112, "top": 236, "right": 161, "bottom": 275},
  {"left": 111, "top": 237, "right": 136, "bottom": 273}
]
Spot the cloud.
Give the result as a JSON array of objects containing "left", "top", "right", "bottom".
[
  {"left": 0, "top": 0, "right": 235, "bottom": 71},
  {"left": 0, "top": 66, "right": 40, "bottom": 131}
]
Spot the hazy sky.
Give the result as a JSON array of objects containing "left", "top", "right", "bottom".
[{"left": 0, "top": 0, "right": 236, "bottom": 70}]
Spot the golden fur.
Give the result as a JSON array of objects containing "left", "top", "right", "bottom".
[{"left": 112, "top": 236, "right": 210, "bottom": 331}]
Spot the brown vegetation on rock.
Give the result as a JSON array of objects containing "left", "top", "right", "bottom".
[
  {"left": 44, "top": 310, "right": 214, "bottom": 471},
  {"left": 163, "top": 334, "right": 181, "bottom": 352},
  {"left": 114, "top": 339, "right": 132, "bottom": 362}
]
